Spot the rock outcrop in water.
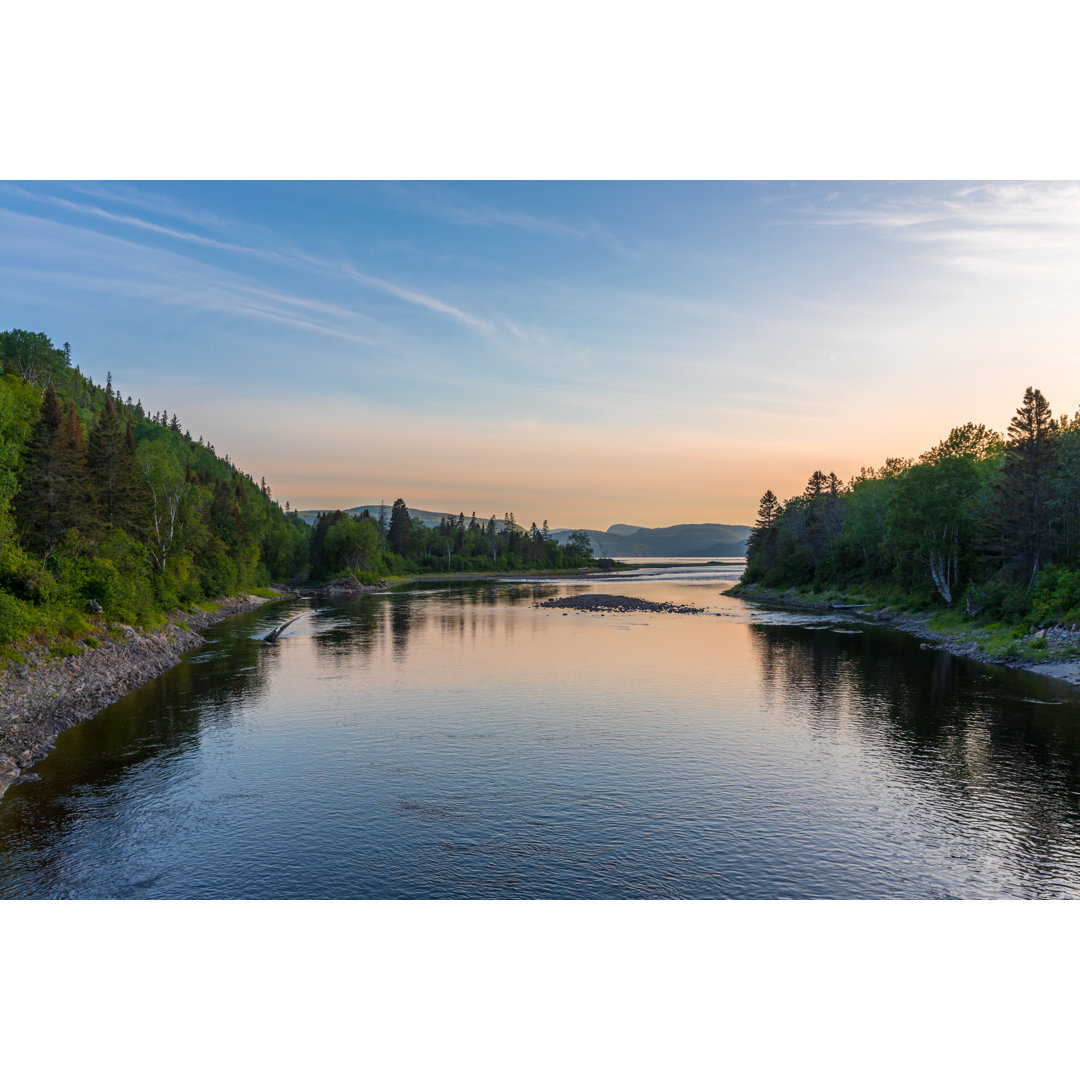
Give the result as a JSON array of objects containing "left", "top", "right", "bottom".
[
  {"left": 0, "top": 595, "right": 272, "bottom": 798},
  {"left": 535, "top": 593, "right": 705, "bottom": 615}
]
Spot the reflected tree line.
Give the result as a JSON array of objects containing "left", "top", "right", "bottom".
[
  {"left": 749, "top": 620, "right": 1080, "bottom": 868},
  {"left": 309, "top": 583, "right": 562, "bottom": 663}
]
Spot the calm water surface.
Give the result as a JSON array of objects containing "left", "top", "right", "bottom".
[{"left": 4, "top": 564, "right": 1080, "bottom": 898}]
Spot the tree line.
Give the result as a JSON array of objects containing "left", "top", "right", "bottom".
[
  {"left": 307, "top": 500, "right": 595, "bottom": 580},
  {"left": 0, "top": 329, "right": 597, "bottom": 647},
  {"left": 743, "top": 386, "right": 1080, "bottom": 625}
]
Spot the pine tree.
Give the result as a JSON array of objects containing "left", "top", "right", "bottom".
[
  {"left": 800, "top": 470, "right": 830, "bottom": 566},
  {"left": 755, "top": 489, "right": 781, "bottom": 531},
  {"left": 59, "top": 401, "right": 95, "bottom": 533},
  {"left": 388, "top": 498, "right": 411, "bottom": 555},
  {"left": 13, "top": 382, "right": 69, "bottom": 555},
  {"left": 746, "top": 489, "right": 782, "bottom": 570},
  {"left": 88, "top": 396, "right": 145, "bottom": 535},
  {"left": 985, "top": 386, "right": 1058, "bottom": 588}
]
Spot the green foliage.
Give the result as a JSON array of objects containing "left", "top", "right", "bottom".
[
  {"left": 309, "top": 503, "right": 595, "bottom": 581},
  {"left": 1028, "top": 565, "right": 1080, "bottom": 626},
  {"left": 0, "top": 372, "right": 39, "bottom": 518},
  {"left": 742, "top": 389, "right": 1080, "bottom": 635},
  {"left": 52, "top": 528, "right": 154, "bottom": 624},
  {"left": 0, "top": 329, "right": 66, "bottom": 388},
  {"left": 0, "top": 591, "right": 30, "bottom": 645},
  {"left": 564, "top": 530, "right": 594, "bottom": 561},
  {"left": 325, "top": 515, "right": 379, "bottom": 577},
  {"left": 0, "top": 326, "right": 312, "bottom": 651}
]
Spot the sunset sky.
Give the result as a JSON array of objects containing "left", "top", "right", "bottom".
[{"left": 3, "top": 180, "right": 1079, "bottom": 530}]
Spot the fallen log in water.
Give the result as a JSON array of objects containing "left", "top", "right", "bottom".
[{"left": 263, "top": 612, "right": 310, "bottom": 643}]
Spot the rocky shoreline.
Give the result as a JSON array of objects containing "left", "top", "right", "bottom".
[
  {"left": 0, "top": 594, "right": 274, "bottom": 798},
  {"left": 731, "top": 583, "right": 1080, "bottom": 689}
]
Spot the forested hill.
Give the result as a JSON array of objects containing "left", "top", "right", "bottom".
[
  {"left": 742, "top": 386, "right": 1080, "bottom": 627},
  {"left": 0, "top": 329, "right": 309, "bottom": 645}
]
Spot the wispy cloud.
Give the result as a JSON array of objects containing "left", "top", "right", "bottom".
[
  {"left": 335, "top": 262, "right": 496, "bottom": 333},
  {"left": 372, "top": 181, "right": 631, "bottom": 251},
  {"left": 787, "top": 182, "right": 1080, "bottom": 282},
  {"left": 0, "top": 183, "right": 501, "bottom": 337},
  {"left": 0, "top": 182, "right": 272, "bottom": 260},
  {"left": 65, "top": 182, "right": 242, "bottom": 233},
  {"left": 0, "top": 208, "right": 390, "bottom": 350}
]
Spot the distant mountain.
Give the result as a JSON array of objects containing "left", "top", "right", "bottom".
[
  {"left": 548, "top": 523, "right": 750, "bottom": 558},
  {"left": 296, "top": 505, "right": 750, "bottom": 557}
]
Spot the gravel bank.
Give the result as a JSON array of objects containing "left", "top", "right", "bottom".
[
  {"left": 0, "top": 594, "right": 274, "bottom": 798},
  {"left": 535, "top": 593, "right": 706, "bottom": 615},
  {"left": 733, "top": 584, "right": 1080, "bottom": 689}
]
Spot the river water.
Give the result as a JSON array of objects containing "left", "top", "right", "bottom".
[{"left": 4, "top": 562, "right": 1080, "bottom": 899}]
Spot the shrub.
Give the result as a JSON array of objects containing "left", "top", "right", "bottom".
[
  {"left": 0, "top": 591, "right": 30, "bottom": 645},
  {"left": 1029, "top": 565, "right": 1080, "bottom": 626}
]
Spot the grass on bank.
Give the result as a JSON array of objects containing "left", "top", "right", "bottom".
[{"left": 731, "top": 579, "right": 1080, "bottom": 665}]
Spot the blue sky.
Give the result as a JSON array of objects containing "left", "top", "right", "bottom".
[{"left": 3, "top": 180, "right": 1079, "bottom": 528}]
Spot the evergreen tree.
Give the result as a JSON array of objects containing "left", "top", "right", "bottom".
[
  {"left": 745, "top": 490, "right": 782, "bottom": 580},
  {"left": 88, "top": 396, "right": 145, "bottom": 534},
  {"left": 59, "top": 401, "right": 94, "bottom": 530},
  {"left": 755, "top": 489, "right": 781, "bottom": 531},
  {"left": 14, "top": 382, "right": 70, "bottom": 555},
  {"left": 800, "top": 470, "right": 830, "bottom": 567},
  {"left": 985, "top": 386, "right": 1058, "bottom": 588},
  {"left": 388, "top": 498, "right": 411, "bottom": 555}
]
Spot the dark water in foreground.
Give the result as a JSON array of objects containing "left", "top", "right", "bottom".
[{"left": 4, "top": 566, "right": 1080, "bottom": 899}]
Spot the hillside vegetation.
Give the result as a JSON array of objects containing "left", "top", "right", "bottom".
[
  {"left": 741, "top": 387, "right": 1080, "bottom": 650},
  {"left": 0, "top": 329, "right": 309, "bottom": 649}
]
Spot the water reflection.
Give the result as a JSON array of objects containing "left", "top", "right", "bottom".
[
  {"left": 0, "top": 606, "right": 279, "bottom": 883},
  {"left": 3, "top": 580, "right": 1080, "bottom": 898},
  {"left": 749, "top": 619, "right": 1080, "bottom": 893}
]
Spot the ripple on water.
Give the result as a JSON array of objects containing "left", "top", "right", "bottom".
[{"left": 4, "top": 579, "right": 1080, "bottom": 898}]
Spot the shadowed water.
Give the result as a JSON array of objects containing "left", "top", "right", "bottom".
[{"left": 3, "top": 570, "right": 1080, "bottom": 898}]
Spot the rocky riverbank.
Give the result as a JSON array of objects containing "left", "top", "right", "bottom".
[
  {"left": 0, "top": 594, "right": 274, "bottom": 798},
  {"left": 731, "top": 582, "right": 1080, "bottom": 688}
]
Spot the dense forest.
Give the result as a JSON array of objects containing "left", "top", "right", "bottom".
[
  {"left": 742, "top": 386, "right": 1080, "bottom": 628},
  {"left": 0, "top": 329, "right": 596, "bottom": 649}
]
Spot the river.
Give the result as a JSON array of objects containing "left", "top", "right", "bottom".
[{"left": 4, "top": 561, "right": 1080, "bottom": 898}]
